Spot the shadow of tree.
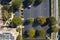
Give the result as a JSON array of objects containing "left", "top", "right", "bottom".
[
  {"left": 8, "top": 6, "right": 13, "bottom": 13},
  {"left": 23, "top": 30, "right": 28, "bottom": 38},
  {"left": 9, "top": 22, "right": 17, "bottom": 28},
  {"left": 33, "top": 0, "right": 41, "bottom": 7},
  {"left": 23, "top": 20, "right": 30, "bottom": 26},
  {"left": 34, "top": 30, "right": 39, "bottom": 38},
  {"left": 46, "top": 27, "right": 52, "bottom": 35},
  {"left": 32, "top": 19, "right": 39, "bottom": 27},
  {"left": 0, "top": 0, "right": 11, "bottom": 5},
  {"left": 23, "top": 0, "right": 31, "bottom": 9}
]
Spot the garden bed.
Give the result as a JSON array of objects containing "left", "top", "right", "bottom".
[{"left": 23, "top": 38, "right": 47, "bottom": 40}]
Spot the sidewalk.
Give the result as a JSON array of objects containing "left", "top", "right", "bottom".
[{"left": 0, "top": 5, "right": 3, "bottom": 27}]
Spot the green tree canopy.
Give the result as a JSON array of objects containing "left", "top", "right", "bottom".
[
  {"left": 16, "top": 27, "right": 21, "bottom": 33},
  {"left": 12, "top": 16, "right": 22, "bottom": 26},
  {"left": 2, "top": 5, "right": 10, "bottom": 11},
  {"left": 2, "top": 10, "right": 11, "bottom": 21},
  {"left": 12, "top": 0, "right": 22, "bottom": 9},
  {"left": 27, "top": 17, "right": 34, "bottom": 23},
  {"left": 38, "top": 28, "right": 45, "bottom": 36},
  {"left": 16, "top": 34, "right": 22, "bottom": 40},
  {"left": 37, "top": 16, "right": 46, "bottom": 25},
  {"left": 27, "top": 28, "right": 35, "bottom": 37},
  {"left": 51, "top": 26, "right": 58, "bottom": 32},
  {"left": 48, "top": 16, "right": 57, "bottom": 25},
  {"left": 27, "top": 0, "right": 35, "bottom": 4}
]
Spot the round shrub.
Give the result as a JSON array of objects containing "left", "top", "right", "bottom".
[
  {"left": 37, "top": 16, "right": 46, "bottom": 25},
  {"left": 12, "top": 16, "right": 22, "bottom": 26},
  {"left": 27, "top": 28, "right": 35, "bottom": 37},
  {"left": 51, "top": 26, "right": 58, "bottom": 32},
  {"left": 27, "top": 17, "right": 34, "bottom": 23},
  {"left": 38, "top": 28, "right": 45, "bottom": 36},
  {"left": 48, "top": 16, "right": 57, "bottom": 25}
]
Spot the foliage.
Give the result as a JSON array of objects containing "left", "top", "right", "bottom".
[
  {"left": 12, "top": 16, "right": 22, "bottom": 26},
  {"left": 27, "top": 0, "right": 35, "bottom": 4},
  {"left": 16, "top": 34, "right": 22, "bottom": 40},
  {"left": 2, "top": 5, "right": 10, "bottom": 11},
  {"left": 48, "top": 16, "right": 57, "bottom": 25},
  {"left": 38, "top": 28, "right": 45, "bottom": 36},
  {"left": 16, "top": 27, "right": 21, "bottom": 33},
  {"left": 27, "top": 17, "right": 34, "bottom": 23},
  {"left": 37, "top": 0, "right": 43, "bottom": 3},
  {"left": 12, "top": 0, "right": 22, "bottom": 9},
  {"left": 37, "top": 16, "right": 46, "bottom": 25},
  {"left": 27, "top": 28, "right": 35, "bottom": 37},
  {"left": 2, "top": 10, "right": 11, "bottom": 21},
  {"left": 51, "top": 25, "right": 58, "bottom": 32}
]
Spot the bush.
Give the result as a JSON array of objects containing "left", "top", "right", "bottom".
[
  {"left": 12, "top": 16, "right": 22, "bottom": 26},
  {"left": 48, "top": 16, "right": 57, "bottom": 25},
  {"left": 38, "top": 28, "right": 45, "bottom": 36},
  {"left": 12, "top": 0, "right": 22, "bottom": 9},
  {"left": 51, "top": 26, "right": 58, "bottom": 32},
  {"left": 27, "top": 0, "right": 35, "bottom": 4},
  {"left": 27, "top": 17, "right": 34, "bottom": 23},
  {"left": 16, "top": 34, "right": 22, "bottom": 40},
  {"left": 16, "top": 27, "right": 21, "bottom": 33},
  {"left": 27, "top": 28, "right": 35, "bottom": 37},
  {"left": 2, "top": 10, "right": 11, "bottom": 21},
  {"left": 37, "top": 16, "right": 46, "bottom": 25}
]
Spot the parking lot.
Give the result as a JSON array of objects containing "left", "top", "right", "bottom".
[{"left": 22, "top": 0, "right": 50, "bottom": 36}]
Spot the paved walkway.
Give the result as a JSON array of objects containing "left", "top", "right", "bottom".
[{"left": 0, "top": 5, "right": 3, "bottom": 27}]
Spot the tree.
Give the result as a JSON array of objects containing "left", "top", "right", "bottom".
[
  {"left": 12, "top": 0, "right": 22, "bottom": 9},
  {"left": 16, "top": 34, "right": 22, "bottom": 40},
  {"left": 37, "top": 0, "right": 43, "bottom": 3},
  {"left": 27, "top": 17, "right": 34, "bottom": 23},
  {"left": 51, "top": 26, "right": 58, "bottom": 32},
  {"left": 2, "top": 5, "right": 10, "bottom": 11},
  {"left": 38, "top": 28, "right": 45, "bottom": 36},
  {"left": 37, "top": 16, "right": 46, "bottom": 25},
  {"left": 2, "top": 10, "right": 11, "bottom": 21},
  {"left": 27, "top": 28, "right": 35, "bottom": 37},
  {"left": 27, "top": 0, "right": 35, "bottom": 4},
  {"left": 12, "top": 16, "right": 22, "bottom": 26},
  {"left": 48, "top": 16, "right": 57, "bottom": 25},
  {"left": 16, "top": 27, "right": 21, "bottom": 33}
]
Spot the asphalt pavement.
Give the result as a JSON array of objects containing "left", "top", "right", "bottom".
[{"left": 22, "top": 0, "right": 50, "bottom": 34}]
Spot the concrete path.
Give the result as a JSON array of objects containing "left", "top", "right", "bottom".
[{"left": 0, "top": 5, "right": 3, "bottom": 27}]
